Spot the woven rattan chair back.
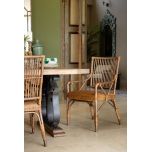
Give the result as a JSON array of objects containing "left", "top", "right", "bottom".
[
  {"left": 24, "top": 56, "right": 44, "bottom": 102},
  {"left": 90, "top": 57, "right": 120, "bottom": 93},
  {"left": 24, "top": 55, "right": 47, "bottom": 146}
]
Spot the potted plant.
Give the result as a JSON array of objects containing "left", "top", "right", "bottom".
[{"left": 24, "top": 35, "right": 32, "bottom": 55}]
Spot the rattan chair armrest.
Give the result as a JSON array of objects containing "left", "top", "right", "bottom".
[{"left": 67, "top": 74, "right": 91, "bottom": 92}]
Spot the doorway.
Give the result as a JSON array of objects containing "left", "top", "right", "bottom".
[{"left": 60, "top": 0, "right": 87, "bottom": 96}]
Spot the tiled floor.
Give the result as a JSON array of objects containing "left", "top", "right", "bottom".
[{"left": 25, "top": 90, "right": 127, "bottom": 152}]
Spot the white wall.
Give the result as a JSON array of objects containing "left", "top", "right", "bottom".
[{"left": 89, "top": 0, "right": 127, "bottom": 88}]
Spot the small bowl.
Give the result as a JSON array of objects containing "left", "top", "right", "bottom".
[{"left": 44, "top": 58, "right": 49, "bottom": 64}]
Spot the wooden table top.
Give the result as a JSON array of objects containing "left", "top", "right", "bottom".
[{"left": 43, "top": 68, "right": 90, "bottom": 75}]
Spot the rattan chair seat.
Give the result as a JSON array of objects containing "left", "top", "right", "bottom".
[
  {"left": 24, "top": 101, "right": 40, "bottom": 112},
  {"left": 67, "top": 90, "right": 115, "bottom": 102}
]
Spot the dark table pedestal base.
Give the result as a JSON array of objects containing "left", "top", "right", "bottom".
[
  {"left": 42, "top": 75, "right": 65, "bottom": 137},
  {"left": 44, "top": 124, "right": 65, "bottom": 137}
]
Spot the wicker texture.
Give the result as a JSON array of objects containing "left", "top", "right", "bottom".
[
  {"left": 24, "top": 55, "right": 47, "bottom": 146},
  {"left": 66, "top": 57, "right": 121, "bottom": 132},
  {"left": 67, "top": 90, "right": 115, "bottom": 102}
]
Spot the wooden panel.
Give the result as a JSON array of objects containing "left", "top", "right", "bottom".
[
  {"left": 82, "top": 33, "right": 85, "bottom": 63},
  {"left": 70, "top": 33, "right": 85, "bottom": 63},
  {"left": 70, "top": 0, "right": 79, "bottom": 25},
  {"left": 82, "top": 0, "right": 86, "bottom": 25},
  {"left": 69, "top": 0, "right": 86, "bottom": 25},
  {"left": 70, "top": 33, "right": 79, "bottom": 63}
]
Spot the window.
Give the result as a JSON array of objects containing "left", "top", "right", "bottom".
[{"left": 24, "top": 0, "right": 32, "bottom": 40}]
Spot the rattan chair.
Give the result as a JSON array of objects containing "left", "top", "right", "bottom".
[
  {"left": 66, "top": 56, "right": 121, "bottom": 132},
  {"left": 24, "top": 55, "right": 46, "bottom": 146}
]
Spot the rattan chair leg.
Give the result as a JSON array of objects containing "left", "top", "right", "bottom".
[
  {"left": 67, "top": 99, "right": 70, "bottom": 125},
  {"left": 30, "top": 113, "right": 35, "bottom": 133},
  {"left": 112, "top": 100, "right": 121, "bottom": 125},
  {"left": 94, "top": 101, "right": 98, "bottom": 132},
  {"left": 38, "top": 111, "right": 47, "bottom": 147},
  {"left": 88, "top": 103, "right": 94, "bottom": 119}
]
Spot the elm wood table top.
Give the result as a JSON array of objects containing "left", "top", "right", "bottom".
[{"left": 43, "top": 68, "right": 90, "bottom": 75}]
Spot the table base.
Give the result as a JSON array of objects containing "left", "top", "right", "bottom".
[{"left": 44, "top": 123, "right": 65, "bottom": 137}]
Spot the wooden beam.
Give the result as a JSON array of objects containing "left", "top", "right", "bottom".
[{"left": 78, "top": 0, "right": 82, "bottom": 88}]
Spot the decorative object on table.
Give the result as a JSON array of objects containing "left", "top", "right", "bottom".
[
  {"left": 44, "top": 57, "right": 58, "bottom": 68},
  {"left": 24, "top": 33, "right": 33, "bottom": 56},
  {"left": 24, "top": 51, "right": 32, "bottom": 56},
  {"left": 28, "top": 41, "right": 32, "bottom": 55},
  {"left": 24, "top": 35, "right": 30, "bottom": 56},
  {"left": 24, "top": 35, "right": 30, "bottom": 51},
  {"left": 32, "top": 40, "right": 44, "bottom": 55}
]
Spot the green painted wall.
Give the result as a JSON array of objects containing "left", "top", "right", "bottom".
[{"left": 32, "top": 0, "right": 60, "bottom": 63}]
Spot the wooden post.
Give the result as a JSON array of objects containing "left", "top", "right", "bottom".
[{"left": 78, "top": 0, "right": 82, "bottom": 88}]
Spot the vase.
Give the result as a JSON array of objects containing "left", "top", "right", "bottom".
[{"left": 32, "top": 40, "right": 44, "bottom": 55}]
